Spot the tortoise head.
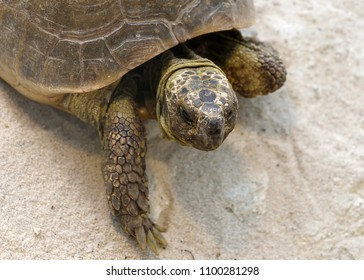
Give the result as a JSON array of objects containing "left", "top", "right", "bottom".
[{"left": 158, "top": 66, "right": 238, "bottom": 151}]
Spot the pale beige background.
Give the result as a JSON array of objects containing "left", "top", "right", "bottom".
[{"left": 1, "top": 0, "right": 363, "bottom": 259}]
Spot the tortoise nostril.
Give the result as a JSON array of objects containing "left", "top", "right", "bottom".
[
  {"left": 207, "top": 119, "right": 223, "bottom": 136},
  {"left": 209, "top": 128, "right": 221, "bottom": 136}
]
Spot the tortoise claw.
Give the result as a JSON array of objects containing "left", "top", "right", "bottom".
[
  {"left": 134, "top": 219, "right": 168, "bottom": 255},
  {"left": 152, "top": 227, "right": 168, "bottom": 249},
  {"left": 135, "top": 226, "right": 147, "bottom": 250},
  {"left": 146, "top": 230, "right": 159, "bottom": 255}
]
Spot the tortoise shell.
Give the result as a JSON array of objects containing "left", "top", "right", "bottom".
[{"left": 0, "top": 0, "right": 254, "bottom": 105}]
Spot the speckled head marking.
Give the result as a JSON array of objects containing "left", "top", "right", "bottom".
[{"left": 158, "top": 64, "right": 238, "bottom": 151}]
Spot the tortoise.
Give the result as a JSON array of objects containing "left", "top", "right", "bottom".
[{"left": 0, "top": 0, "right": 286, "bottom": 254}]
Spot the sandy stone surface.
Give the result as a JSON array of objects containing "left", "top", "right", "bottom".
[{"left": 0, "top": 0, "right": 363, "bottom": 259}]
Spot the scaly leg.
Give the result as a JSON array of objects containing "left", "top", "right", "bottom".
[
  {"left": 101, "top": 76, "right": 167, "bottom": 254},
  {"left": 62, "top": 76, "right": 167, "bottom": 254},
  {"left": 187, "top": 29, "right": 287, "bottom": 97}
]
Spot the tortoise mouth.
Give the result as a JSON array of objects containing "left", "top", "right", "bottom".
[
  {"left": 171, "top": 117, "right": 231, "bottom": 151},
  {"left": 193, "top": 116, "right": 227, "bottom": 151},
  {"left": 192, "top": 135, "right": 225, "bottom": 151}
]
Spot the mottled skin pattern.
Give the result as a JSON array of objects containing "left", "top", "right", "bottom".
[
  {"left": 160, "top": 67, "right": 237, "bottom": 150},
  {"left": 152, "top": 46, "right": 238, "bottom": 151}
]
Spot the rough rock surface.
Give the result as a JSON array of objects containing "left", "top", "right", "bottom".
[{"left": 1, "top": 0, "right": 363, "bottom": 259}]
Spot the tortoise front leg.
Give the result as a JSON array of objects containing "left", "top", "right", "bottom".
[
  {"left": 63, "top": 77, "right": 166, "bottom": 254},
  {"left": 101, "top": 78, "right": 167, "bottom": 254},
  {"left": 188, "top": 29, "right": 287, "bottom": 97}
]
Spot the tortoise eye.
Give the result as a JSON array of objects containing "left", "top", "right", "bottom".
[
  {"left": 226, "top": 109, "right": 233, "bottom": 120},
  {"left": 180, "top": 107, "right": 194, "bottom": 125}
]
